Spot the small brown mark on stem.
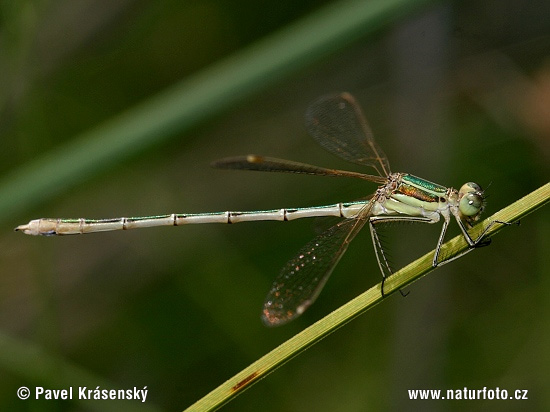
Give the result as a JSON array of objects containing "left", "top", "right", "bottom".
[{"left": 231, "top": 371, "right": 259, "bottom": 392}]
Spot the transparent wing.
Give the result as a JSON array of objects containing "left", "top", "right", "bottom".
[
  {"left": 305, "top": 92, "right": 390, "bottom": 177},
  {"left": 262, "top": 200, "right": 376, "bottom": 326},
  {"left": 212, "top": 155, "right": 386, "bottom": 183}
]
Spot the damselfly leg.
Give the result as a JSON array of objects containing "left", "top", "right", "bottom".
[{"left": 16, "top": 93, "right": 510, "bottom": 326}]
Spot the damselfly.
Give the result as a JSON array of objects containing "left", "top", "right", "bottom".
[{"left": 16, "top": 93, "right": 504, "bottom": 326}]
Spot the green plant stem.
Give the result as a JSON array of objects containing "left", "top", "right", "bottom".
[
  {"left": 184, "top": 182, "right": 549, "bottom": 412},
  {"left": 0, "top": 0, "right": 437, "bottom": 221}
]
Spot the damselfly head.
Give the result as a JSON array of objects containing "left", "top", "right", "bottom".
[{"left": 458, "top": 182, "right": 485, "bottom": 221}]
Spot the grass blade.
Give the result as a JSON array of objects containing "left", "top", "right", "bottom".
[
  {"left": 185, "top": 182, "right": 549, "bottom": 411},
  {"left": 0, "top": 0, "right": 437, "bottom": 221}
]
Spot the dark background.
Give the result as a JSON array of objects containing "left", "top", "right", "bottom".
[{"left": 1, "top": 0, "right": 548, "bottom": 410}]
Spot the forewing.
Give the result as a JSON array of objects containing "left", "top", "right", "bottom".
[
  {"left": 262, "top": 208, "right": 371, "bottom": 327},
  {"left": 305, "top": 93, "right": 390, "bottom": 177},
  {"left": 212, "top": 155, "right": 381, "bottom": 181}
]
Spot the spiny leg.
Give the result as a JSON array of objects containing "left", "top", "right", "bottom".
[
  {"left": 369, "top": 215, "right": 434, "bottom": 297},
  {"left": 432, "top": 213, "right": 491, "bottom": 267},
  {"left": 434, "top": 215, "right": 518, "bottom": 267},
  {"left": 369, "top": 220, "right": 391, "bottom": 297}
]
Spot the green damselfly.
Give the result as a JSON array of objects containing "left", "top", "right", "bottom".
[{"left": 16, "top": 93, "right": 506, "bottom": 326}]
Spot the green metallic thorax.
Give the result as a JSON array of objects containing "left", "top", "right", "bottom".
[
  {"left": 389, "top": 174, "right": 448, "bottom": 214},
  {"left": 401, "top": 174, "right": 447, "bottom": 196}
]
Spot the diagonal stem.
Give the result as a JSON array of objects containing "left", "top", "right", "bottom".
[{"left": 185, "top": 182, "right": 549, "bottom": 412}]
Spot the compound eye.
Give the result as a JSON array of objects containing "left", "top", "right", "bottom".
[
  {"left": 459, "top": 193, "right": 482, "bottom": 216},
  {"left": 459, "top": 182, "right": 481, "bottom": 196}
]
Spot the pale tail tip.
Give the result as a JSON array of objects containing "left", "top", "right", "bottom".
[
  {"left": 14, "top": 220, "right": 41, "bottom": 236},
  {"left": 14, "top": 223, "right": 30, "bottom": 234}
]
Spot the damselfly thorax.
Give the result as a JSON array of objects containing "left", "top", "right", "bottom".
[{"left": 16, "top": 93, "right": 503, "bottom": 327}]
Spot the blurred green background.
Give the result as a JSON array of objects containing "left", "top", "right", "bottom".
[{"left": 1, "top": 0, "right": 548, "bottom": 410}]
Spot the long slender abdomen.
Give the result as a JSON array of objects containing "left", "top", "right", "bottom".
[{"left": 15, "top": 201, "right": 368, "bottom": 236}]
